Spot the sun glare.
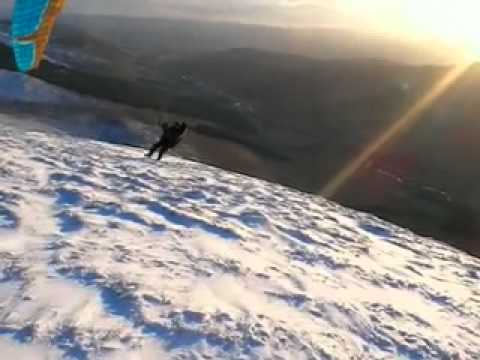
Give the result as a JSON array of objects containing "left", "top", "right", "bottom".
[
  {"left": 408, "top": 1, "right": 480, "bottom": 58},
  {"left": 321, "top": 63, "right": 470, "bottom": 198},
  {"left": 344, "top": 0, "right": 480, "bottom": 60}
]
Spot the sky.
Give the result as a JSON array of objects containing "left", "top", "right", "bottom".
[{"left": 0, "top": 0, "right": 478, "bottom": 58}]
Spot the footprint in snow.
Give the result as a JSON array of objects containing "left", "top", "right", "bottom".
[
  {"left": 147, "top": 202, "right": 240, "bottom": 240},
  {"left": 57, "top": 211, "right": 84, "bottom": 233},
  {"left": 238, "top": 210, "right": 268, "bottom": 229},
  {"left": 0, "top": 206, "right": 19, "bottom": 230},
  {"left": 360, "top": 223, "right": 393, "bottom": 238},
  {"left": 55, "top": 188, "right": 82, "bottom": 207},
  {"left": 85, "top": 202, "right": 151, "bottom": 228},
  {"left": 49, "top": 172, "right": 97, "bottom": 188}
]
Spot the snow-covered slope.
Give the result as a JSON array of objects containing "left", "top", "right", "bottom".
[
  {"left": 0, "top": 70, "right": 96, "bottom": 105},
  {"left": 0, "top": 69, "right": 161, "bottom": 150},
  {"left": 0, "top": 115, "right": 479, "bottom": 360}
]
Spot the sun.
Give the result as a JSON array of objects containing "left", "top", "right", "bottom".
[
  {"left": 405, "top": 0, "right": 480, "bottom": 59},
  {"left": 343, "top": 0, "right": 480, "bottom": 60}
]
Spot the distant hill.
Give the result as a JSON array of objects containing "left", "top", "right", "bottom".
[{"left": 59, "top": 15, "right": 456, "bottom": 65}]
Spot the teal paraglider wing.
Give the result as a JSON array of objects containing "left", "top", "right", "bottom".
[{"left": 11, "top": 0, "right": 66, "bottom": 72}]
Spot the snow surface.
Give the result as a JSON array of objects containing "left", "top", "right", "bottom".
[
  {"left": 0, "top": 69, "right": 156, "bottom": 148},
  {"left": 0, "top": 70, "right": 95, "bottom": 105},
  {"left": 0, "top": 115, "right": 479, "bottom": 359}
]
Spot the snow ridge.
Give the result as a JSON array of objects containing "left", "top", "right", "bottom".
[{"left": 0, "top": 118, "right": 479, "bottom": 359}]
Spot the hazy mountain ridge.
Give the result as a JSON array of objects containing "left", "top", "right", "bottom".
[{"left": 58, "top": 15, "right": 458, "bottom": 65}]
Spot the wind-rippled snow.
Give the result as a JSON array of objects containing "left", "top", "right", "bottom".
[{"left": 0, "top": 117, "right": 479, "bottom": 359}]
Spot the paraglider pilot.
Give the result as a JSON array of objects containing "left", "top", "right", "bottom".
[{"left": 146, "top": 121, "right": 188, "bottom": 161}]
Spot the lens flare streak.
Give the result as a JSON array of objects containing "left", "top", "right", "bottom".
[{"left": 321, "top": 63, "right": 470, "bottom": 198}]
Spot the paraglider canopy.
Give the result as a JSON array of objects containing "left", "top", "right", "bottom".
[{"left": 10, "top": 0, "right": 66, "bottom": 72}]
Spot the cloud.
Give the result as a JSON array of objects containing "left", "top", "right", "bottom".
[
  {"left": 0, "top": 0, "right": 349, "bottom": 28},
  {"left": 70, "top": 0, "right": 346, "bottom": 27}
]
